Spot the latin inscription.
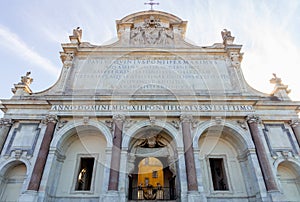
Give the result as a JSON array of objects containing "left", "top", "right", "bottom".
[
  {"left": 51, "top": 104, "right": 254, "bottom": 112},
  {"left": 72, "top": 58, "right": 232, "bottom": 91}
]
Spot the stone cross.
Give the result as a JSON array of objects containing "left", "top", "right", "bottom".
[{"left": 144, "top": 0, "right": 159, "bottom": 10}]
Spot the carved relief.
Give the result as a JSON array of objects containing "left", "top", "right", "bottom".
[
  {"left": 42, "top": 114, "right": 58, "bottom": 124},
  {"left": 0, "top": 119, "right": 14, "bottom": 127},
  {"left": 230, "top": 52, "right": 242, "bottom": 68},
  {"left": 245, "top": 114, "right": 261, "bottom": 124},
  {"left": 289, "top": 119, "right": 300, "bottom": 128},
  {"left": 83, "top": 116, "right": 89, "bottom": 124},
  {"left": 149, "top": 116, "right": 156, "bottom": 125},
  {"left": 130, "top": 16, "right": 174, "bottom": 46},
  {"left": 170, "top": 120, "right": 180, "bottom": 129},
  {"left": 237, "top": 120, "right": 248, "bottom": 130},
  {"left": 180, "top": 114, "right": 193, "bottom": 123},
  {"left": 61, "top": 52, "right": 74, "bottom": 68},
  {"left": 138, "top": 133, "right": 166, "bottom": 148},
  {"left": 104, "top": 120, "right": 113, "bottom": 131},
  {"left": 56, "top": 119, "right": 68, "bottom": 131}
]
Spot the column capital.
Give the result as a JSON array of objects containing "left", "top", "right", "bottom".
[
  {"left": 42, "top": 114, "right": 58, "bottom": 124},
  {"left": 0, "top": 118, "right": 14, "bottom": 127},
  {"left": 289, "top": 119, "right": 300, "bottom": 128},
  {"left": 112, "top": 114, "right": 126, "bottom": 122},
  {"left": 245, "top": 114, "right": 261, "bottom": 124},
  {"left": 180, "top": 114, "right": 193, "bottom": 123}
]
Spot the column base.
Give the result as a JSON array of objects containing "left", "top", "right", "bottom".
[
  {"left": 188, "top": 191, "right": 206, "bottom": 202},
  {"left": 19, "top": 190, "right": 38, "bottom": 202},
  {"left": 267, "top": 190, "right": 285, "bottom": 202},
  {"left": 181, "top": 191, "right": 206, "bottom": 202},
  {"left": 100, "top": 191, "right": 125, "bottom": 202}
]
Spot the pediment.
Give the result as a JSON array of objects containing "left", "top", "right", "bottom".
[{"left": 115, "top": 10, "right": 187, "bottom": 47}]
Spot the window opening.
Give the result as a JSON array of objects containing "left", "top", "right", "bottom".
[
  {"left": 75, "top": 157, "right": 95, "bottom": 191},
  {"left": 209, "top": 158, "right": 228, "bottom": 191}
]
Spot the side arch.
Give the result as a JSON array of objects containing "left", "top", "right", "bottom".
[
  {"left": 123, "top": 120, "right": 182, "bottom": 149},
  {"left": 273, "top": 157, "right": 300, "bottom": 171},
  {"left": 0, "top": 160, "right": 28, "bottom": 201},
  {"left": 193, "top": 120, "right": 255, "bottom": 150},
  {"left": 51, "top": 119, "right": 113, "bottom": 149},
  {"left": 275, "top": 159, "right": 300, "bottom": 201},
  {"left": 0, "top": 159, "right": 30, "bottom": 177}
]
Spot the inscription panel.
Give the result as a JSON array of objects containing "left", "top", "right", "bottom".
[{"left": 70, "top": 57, "right": 233, "bottom": 92}]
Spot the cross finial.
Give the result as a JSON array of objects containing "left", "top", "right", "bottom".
[{"left": 144, "top": 0, "right": 159, "bottom": 10}]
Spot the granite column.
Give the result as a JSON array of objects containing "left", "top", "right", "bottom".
[
  {"left": 28, "top": 115, "right": 57, "bottom": 191},
  {"left": 246, "top": 115, "right": 279, "bottom": 191},
  {"left": 108, "top": 114, "right": 125, "bottom": 191},
  {"left": 180, "top": 115, "right": 198, "bottom": 191}
]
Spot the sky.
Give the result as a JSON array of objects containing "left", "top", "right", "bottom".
[{"left": 0, "top": 1, "right": 299, "bottom": 108}]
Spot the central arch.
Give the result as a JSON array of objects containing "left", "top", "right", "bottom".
[{"left": 126, "top": 125, "right": 179, "bottom": 200}]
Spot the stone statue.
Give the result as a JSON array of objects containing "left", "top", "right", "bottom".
[
  {"left": 221, "top": 29, "right": 235, "bottom": 45},
  {"left": 221, "top": 29, "right": 232, "bottom": 40},
  {"left": 20, "top": 71, "right": 33, "bottom": 86},
  {"left": 73, "top": 27, "right": 82, "bottom": 41},
  {"left": 270, "top": 73, "right": 283, "bottom": 86}
]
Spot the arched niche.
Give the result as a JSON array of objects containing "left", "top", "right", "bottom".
[
  {"left": 0, "top": 161, "right": 27, "bottom": 202},
  {"left": 277, "top": 161, "right": 300, "bottom": 201},
  {"left": 197, "top": 125, "right": 255, "bottom": 199},
  {"left": 52, "top": 124, "right": 108, "bottom": 199}
]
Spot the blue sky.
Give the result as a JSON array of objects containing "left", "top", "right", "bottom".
[{"left": 0, "top": 0, "right": 299, "bottom": 104}]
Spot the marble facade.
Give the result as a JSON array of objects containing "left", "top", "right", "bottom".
[{"left": 0, "top": 10, "right": 300, "bottom": 202}]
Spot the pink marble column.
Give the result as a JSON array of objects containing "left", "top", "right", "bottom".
[
  {"left": 28, "top": 115, "right": 57, "bottom": 191},
  {"left": 108, "top": 114, "right": 125, "bottom": 191},
  {"left": 180, "top": 115, "right": 198, "bottom": 191},
  {"left": 246, "top": 115, "right": 279, "bottom": 191},
  {"left": 289, "top": 119, "right": 300, "bottom": 147},
  {"left": 0, "top": 119, "right": 13, "bottom": 153}
]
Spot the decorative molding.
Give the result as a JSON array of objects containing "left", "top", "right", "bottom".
[
  {"left": 83, "top": 116, "right": 89, "bottom": 124},
  {"left": 42, "top": 114, "right": 58, "bottom": 125},
  {"left": 229, "top": 52, "right": 243, "bottom": 68},
  {"left": 56, "top": 119, "right": 68, "bottom": 131},
  {"left": 289, "top": 119, "right": 300, "bottom": 128},
  {"left": 214, "top": 116, "right": 223, "bottom": 125},
  {"left": 62, "top": 52, "right": 74, "bottom": 68},
  {"left": 192, "top": 120, "right": 200, "bottom": 128},
  {"left": 149, "top": 116, "right": 156, "bottom": 125},
  {"left": 0, "top": 118, "right": 14, "bottom": 127},
  {"left": 263, "top": 124, "right": 298, "bottom": 158},
  {"left": 112, "top": 114, "right": 126, "bottom": 122},
  {"left": 245, "top": 114, "right": 261, "bottom": 124},
  {"left": 180, "top": 114, "right": 193, "bottom": 123},
  {"left": 170, "top": 120, "right": 180, "bottom": 129},
  {"left": 5, "top": 123, "right": 41, "bottom": 157},
  {"left": 104, "top": 120, "right": 114, "bottom": 131},
  {"left": 237, "top": 120, "right": 248, "bottom": 130}
]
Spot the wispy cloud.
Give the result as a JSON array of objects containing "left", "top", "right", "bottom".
[{"left": 0, "top": 25, "right": 60, "bottom": 75}]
